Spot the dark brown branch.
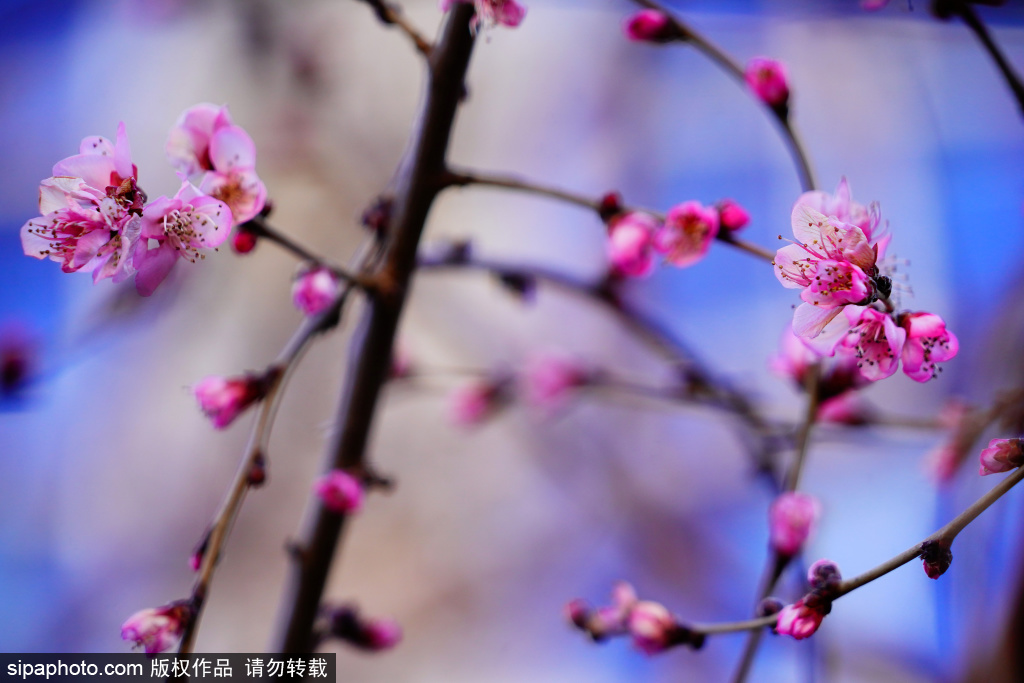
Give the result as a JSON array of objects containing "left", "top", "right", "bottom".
[
  {"left": 271, "top": 5, "right": 477, "bottom": 653},
  {"left": 242, "top": 215, "right": 368, "bottom": 286}
]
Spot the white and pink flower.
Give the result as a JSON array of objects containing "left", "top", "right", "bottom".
[
  {"left": 21, "top": 123, "right": 143, "bottom": 284},
  {"left": 133, "top": 181, "right": 232, "bottom": 296},
  {"left": 655, "top": 201, "right": 719, "bottom": 268},
  {"left": 899, "top": 312, "right": 959, "bottom": 382},
  {"left": 166, "top": 103, "right": 266, "bottom": 225},
  {"left": 837, "top": 307, "right": 907, "bottom": 382},
  {"left": 626, "top": 600, "right": 676, "bottom": 655}
]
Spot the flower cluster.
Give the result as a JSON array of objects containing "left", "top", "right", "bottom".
[
  {"left": 22, "top": 105, "right": 265, "bottom": 296},
  {"left": 775, "top": 180, "right": 958, "bottom": 382},
  {"left": 605, "top": 199, "right": 749, "bottom": 278},
  {"left": 565, "top": 582, "right": 704, "bottom": 654}
]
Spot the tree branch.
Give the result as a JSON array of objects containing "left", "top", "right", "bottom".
[{"left": 270, "top": 5, "right": 478, "bottom": 653}]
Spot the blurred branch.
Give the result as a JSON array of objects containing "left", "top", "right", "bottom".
[
  {"left": 416, "top": 249, "right": 784, "bottom": 481},
  {"left": 271, "top": 5, "right": 478, "bottom": 653},
  {"left": 356, "top": 0, "right": 434, "bottom": 57},
  {"left": 629, "top": 0, "right": 818, "bottom": 193},
  {"left": 443, "top": 168, "right": 777, "bottom": 263},
  {"left": 177, "top": 238, "right": 374, "bottom": 655},
  {"left": 934, "top": 0, "right": 1024, "bottom": 118}
]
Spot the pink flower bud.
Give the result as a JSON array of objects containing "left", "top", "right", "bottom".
[
  {"left": 979, "top": 438, "right": 1024, "bottom": 476},
  {"left": 745, "top": 57, "right": 790, "bottom": 109},
  {"left": 363, "top": 618, "right": 403, "bottom": 651},
  {"left": 624, "top": 9, "right": 673, "bottom": 43},
  {"left": 313, "top": 470, "right": 364, "bottom": 514},
  {"left": 448, "top": 380, "right": 505, "bottom": 427},
  {"left": 769, "top": 492, "right": 821, "bottom": 556},
  {"left": 627, "top": 600, "right": 676, "bottom": 654},
  {"left": 232, "top": 228, "right": 257, "bottom": 254},
  {"left": 292, "top": 267, "right": 340, "bottom": 316},
  {"left": 775, "top": 600, "right": 823, "bottom": 640},
  {"left": 920, "top": 539, "right": 952, "bottom": 579},
  {"left": 717, "top": 199, "right": 750, "bottom": 232},
  {"left": 607, "top": 212, "right": 659, "bottom": 278},
  {"left": 121, "top": 601, "right": 192, "bottom": 654},
  {"left": 816, "top": 393, "right": 871, "bottom": 426},
  {"left": 523, "top": 355, "right": 591, "bottom": 414},
  {"left": 193, "top": 374, "right": 269, "bottom": 429}
]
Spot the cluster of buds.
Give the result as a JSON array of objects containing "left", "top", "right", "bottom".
[
  {"left": 603, "top": 196, "right": 750, "bottom": 279},
  {"left": 565, "top": 582, "right": 704, "bottom": 654},
  {"left": 773, "top": 560, "right": 841, "bottom": 640},
  {"left": 775, "top": 179, "right": 958, "bottom": 383},
  {"left": 22, "top": 105, "right": 266, "bottom": 296},
  {"left": 318, "top": 605, "right": 402, "bottom": 652}
]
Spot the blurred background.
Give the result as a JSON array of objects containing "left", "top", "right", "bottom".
[{"left": 1, "top": 0, "right": 1023, "bottom": 680}]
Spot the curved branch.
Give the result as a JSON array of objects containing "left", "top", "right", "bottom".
[{"left": 629, "top": 0, "right": 818, "bottom": 192}]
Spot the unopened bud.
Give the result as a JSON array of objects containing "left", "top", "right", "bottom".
[{"left": 920, "top": 539, "right": 953, "bottom": 579}]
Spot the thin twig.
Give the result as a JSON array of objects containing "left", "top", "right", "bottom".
[
  {"left": 940, "top": 0, "right": 1024, "bottom": 118},
  {"left": 629, "top": 0, "right": 818, "bottom": 193},
  {"left": 242, "top": 216, "right": 368, "bottom": 286}
]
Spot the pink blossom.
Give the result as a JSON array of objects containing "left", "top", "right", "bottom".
[
  {"left": 979, "top": 438, "right": 1024, "bottom": 476},
  {"left": 121, "top": 602, "right": 191, "bottom": 654},
  {"left": 624, "top": 10, "right": 673, "bottom": 43},
  {"left": 292, "top": 267, "right": 340, "bottom": 316},
  {"left": 745, "top": 57, "right": 790, "bottom": 108},
  {"left": 362, "top": 618, "right": 403, "bottom": 651},
  {"left": 776, "top": 203, "right": 878, "bottom": 339},
  {"left": 523, "top": 355, "right": 590, "bottom": 413},
  {"left": 775, "top": 600, "right": 823, "bottom": 640},
  {"left": 717, "top": 199, "right": 750, "bottom": 232},
  {"left": 899, "top": 312, "right": 959, "bottom": 382},
  {"left": 313, "top": 470, "right": 364, "bottom": 514},
  {"left": 166, "top": 103, "right": 266, "bottom": 224},
  {"left": 440, "top": 0, "right": 526, "bottom": 30},
  {"left": 924, "top": 443, "right": 960, "bottom": 484},
  {"left": 769, "top": 491, "right": 821, "bottom": 556},
  {"left": 795, "top": 178, "right": 881, "bottom": 242},
  {"left": 448, "top": 380, "right": 503, "bottom": 426},
  {"left": 193, "top": 374, "right": 267, "bottom": 429},
  {"left": 769, "top": 324, "right": 821, "bottom": 387},
  {"left": 583, "top": 581, "right": 638, "bottom": 639},
  {"left": 607, "top": 212, "right": 659, "bottom": 277},
  {"left": 22, "top": 123, "right": 143, "bottom": 284},
  {"left": 838, "top": 307, "right": 906, "bottom": 382},
  {"left": 655, "top": 201, "right": 719, "bottom": 268},
  {"left": 627, "top": 600, "right": 676, "bottom": 654},
  {"left": 133, "top": 181, "right": 232, "bottom": 296}
]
